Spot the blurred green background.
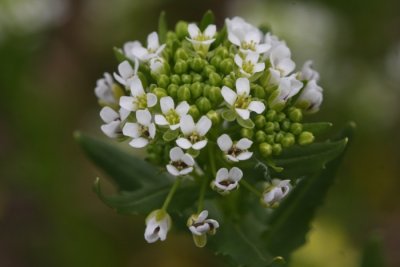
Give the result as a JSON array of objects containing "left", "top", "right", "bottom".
[{"left": 0, "top": 0, "right": 399, "bottom": 266}]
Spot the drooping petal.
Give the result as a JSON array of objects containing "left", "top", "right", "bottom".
[
  {"left": 236, "top": 151, "right": 253, "bottom": 161},
  {"left": 176, "top": 137, "right": 192, "bottom": 149},
  {"left": 166, "top": 164, "right": 180, "bottom": 176},
  {"left": 122, "top": 122, "right": 140, "bottom": 138},
  {"left": 100, "top": 107, "right": 119, "bottom": 123},
  {"left": 101, "top": 121, "right": 120, "bottom": 138},
  {"left": 248, "top": 101, "right": 266, "bottom": 114},
  {"left": 196, "top": 116, "right": 212, "bottom": 136},
  {"left": 221, "top": 86, "right": 237, "bottom": 106},
  {"left": 235, "top": 108, "right": 250, "bottom": 120},
  {"left": 147, "top": 93, "right": 158, "bottom": 108},
  {"left": 217, "top": 134, "right": 233, "bottom": 152},
  {"left": 160, "top": 96, "right": 175, "bottom": 114},
  {"left": 197, "top": 210, "right": 209, "bottom": 222},
  {"left": 181, "top": 154, "right": 195, "bottom": 166},
  {"left": 129, "top": 137, "right": 149, "bottom": 148},
  {"left": 180, "top": 115, "right": 195, "bottom": 135},
  {"left": 236, "top": 138, "right": 253, "bottom": 150},
  {"left": 192, "top": 140, "right": 208, "bottom": 150},
  {"left": 119, "top": 96, "right": 135, "bottom": 111},
  {"left": 154, "top": 114, "right": 168, "bottom": 126},
  {"left": 236, "top": 77, "right": 250, "bottom": 96},
  {"left": 180, "top": 167, "right": 194, "bottom": 175}
]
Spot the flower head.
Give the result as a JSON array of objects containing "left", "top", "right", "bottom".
[
  {"left": 99, "top": 106, "right": 129, "bottom": 138},
  {"left": 155, "top": 97, "right": 189, "bottom": 130},
  {"left": 113, "top": 60, "right": 139, "bottom": 87},
  {"left": 221, "top": 77, "right": 265, "bottom": 120},
  {"left": 187, "top": 23, "right": 216, "bottom": 53},
  {"left": 166, "top": 147, "right": 195, "bottom": 176},
  {"left": 144, "top": 209, "right": 171, "bottom": 243},
  {"left": 129, "top": 32, "right": 166, "bottom": 62},
  {"left": 187, "top": 210, "right": 219, "bottom": 247},
  {"left": 234, "top": 53, "right": 265, "bottom": 77},
  {"left": 261, "top": 179, "right": 291, "bottom": 208},
  {"left": 176, "top": 115, "right": 212, "bottom": 150},
  {"left": 119, "top": 76, "right": 157, "bottom": 112},
  {"left": 217, "top": 134, "right": 253, "bottom": 162},
  {"left": 122, "top": 109, "right": 156, "bottom": 148},
  {"left": 212, "top": 167, "right": 243, "bottom": 194}
]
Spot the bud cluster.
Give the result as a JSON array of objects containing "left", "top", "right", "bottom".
[{"left": 94, "top": 15, "right": 324, "bottom": 246}]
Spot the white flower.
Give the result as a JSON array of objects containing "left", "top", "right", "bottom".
[
  {"left": 95, "top": 73, "right": 116, "bottom": 105},
  {"left": 212, "top": 167, "right": 243, "bottom": 194},
  {"left": 262, "top": 179, "right": 291, "bottom": 207},
  {"left": 217, "top": 134, "right": 253, "bottom": 162},
  {"left": 113, "top": 60, "right": 139, "bottom": 87},
  {"left": 298, "top": 60, "right": 320, "bottom": 81},
  {"left": 296, "top": 80, "right": 323, "bottom": 113},
  {"left": 188, "top": 210, "right": 219, "bottom": 236},
  {"left": 99, "top": 106, "right": 129, "bottom": 138},
  {"left": 176, "top": 115, "right": 211, "bottom": 150},
  {"left": 234, "top": 53, "right": 265, "bottom": 77},
  {"left": 226, "top": 17, "right": 270, "bottom": 54},
  {"left": 166, "top": 147, "right": 195, "bottom": 176},
  {"left": 122, "top": 109, "right": 156, "bottom": 148},
  {"left": 155, "top": 97, "right": 189, "bottom": 130},
  {"left": 221, "top": 77, "right": 265, "bottom": 120},
  {"left": 129, "top": 32, "right": 166, "bottom": 62},
  {"left": 122, "top": 41, "right": 138, "bottom": 61},
  {"left": 149, "top": 56, "right": 166, "bottom": 75},
  {"left": 186, "top": 23, "right": 216, "bottom": 53},
  {"left": 119, "top": 76, "right": 157, "bottom": 112},
  {"left": 144, "top": 209, "right": 171, "bottom": 243},
  {"left": 270, "top": 74, "right": 303, "bottom": 108}
]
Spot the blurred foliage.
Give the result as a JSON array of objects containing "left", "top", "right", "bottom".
[{"left": 0, "top": 0, "right": 399, "bottom": 266}]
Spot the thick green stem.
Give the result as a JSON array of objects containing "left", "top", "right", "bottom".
[
  {"left": 240, "top": 179, "right": 262, "bottom": 197},
  {"left": 161, "top": 178, "right": 181, "bottom": 211}
]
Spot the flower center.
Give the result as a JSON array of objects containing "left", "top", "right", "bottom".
[
  {"left": 140, "top": 125, "right": 150, "bottom": 138},
  {"left": 241, "top": 41, "right": 256, "bottom": 51},
  {"left": 219, "top": 179, "right": 235, "bottom": 187},
  {"left": 165, "top": 109, "right": 180, "bottom": 125},
  {"left": 172, "top": 160, "right": 188, "bottom": 170},
  {"left": 194, "top": 33, "right": 210, "bottom": 42},
  {"left": 242, "top": 60, "right": 254, "bottom": 74},
  {"left": 133, "top": 94, "right": 148, "bottom": 109},
  {"left": 234, "top": 95, "right": 251, "bottom": 109},
  {"left": 189, "top": 132, "right": 202, "bottom": 144},
  {"left": 228, "top": 145, "right": 243, "bottom": 157}
]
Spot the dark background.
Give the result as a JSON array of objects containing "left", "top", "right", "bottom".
[{"left": 0, "top": 0, "right": 399, "bottom": 266}]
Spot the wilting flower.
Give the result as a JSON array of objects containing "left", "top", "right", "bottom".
[
  {"left": 176, "top": 115, "right": 212, "bottom": 150},
  {"left": 144, "top": 209, "right": 171, "bottom": 243},
  {"left": 129, "top": 32, "right": 166, "bottom": 62},
  {"left": 122, "top": 109, "right": 156, "bottom": 148},
  {"left": 296, "top": 80, "right": 323, "bottom": 113},
  {"left": 270, "top": 74, "right": 303, "bottom": 109},
  {"left": 155, "top": 96, "right": 189, "bottom": 130},
  {"left": 113, "top": 60, "right": 139, "bottom": 87},
  {"left": 299, "top": 60, "right": 320, "bottom": 81},
  {"left": 187, "top": 23, "right": 216, "bottom": 53},
  {"left": 217, "top": 134, "right": 253, "bottom": 162},
  {"left": 268, "top": 44, "right": 296, "bottom": 84},
  {"left": 221, "top": 77, "right": 265, "bottom": 120},
  {"left": 99, "top": 106, "right": 129, "bottom": 138},
  {"left": 261, "top": 179, "right": 291, "bottom": 207},
  {"left": 212, "top": 167, "right": 243, "bottom": 194},
  {"left": 119, "top": 76, "right": 157, "bottom": 112},
  {"left": 95, "top": 73, "right": 117, "bottom": 105},
  {"left": 234, "top": 53, "right": 265, "bottom": 77},
  {"left": 187, "top": 210, "right": 219, "bottom": 247},
  {"left": 166, "top": 147, "right": 195, "bottom": 176}
]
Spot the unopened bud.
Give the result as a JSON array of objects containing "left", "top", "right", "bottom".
[
  {"left": 265, "top": 109, "right": 277, "bottom": 121},
  {"left": 190, "top": 57, "right": 206, "bottom": 72},
  {"left": 206, "top": 110, "right": 220, "bottom": 125},
  {"left": 157, "top": 74, "right": 170, "bottom": 88},
  {"left": 174, "top": 59, "right": 188, "bottom": 74},
  {"left": 222, "top": 77, "right": 234, "bottom": 88},
  {"left": 253, "top": 84, "right": 266, "bottom": 99},
  {"left": 288, "top": 108, "right": 303, "bottom": 122},
  {"left": 259, "top": 142, "right": 272, "bottom": 157},
  {"left": 276, "top": 112, "right": 286, "bottom": 122},
  {"left": 219, "top": 58, "right": 234, "bottom": 75},
  {"left": 196, "top": 97, "right": 211, "bottom": 113},
  {"left": 216, "top": 47, "right": 229, "bottom": 58},
  {"left": 281, "top": 119, "right": 291, "bottom": 131},
  {"left": 152, "top": 87, "right": 168, "bottom": 98},
  {"left": 174, "top": 48, "right": 188, "bottom": 61},
  {"left": 281, "top": 133, "right": 295, "bottom": 148},
  {"left": 167, "top": 84, "right": 178, "bottom": 98},
  {"left": 209, "top": 72, "right": 222, "bottom": 86},
  {"left": 192, "top": 73, "right": 203, "bottom": 82},
  {"left": 272, "top": 143, "right": 282, "bottom": 155},
  {"left": 255, "top": 130, "right": 267, "bottom": 143},
  {"left": 255, "top": 115, "right": 266, "bottom": 129},
  {"left": 170, "top": 74, "right": 181, "bottom": 85},
  {"left": 265, "top": 134, "right": 275, "bottom": 144},
  {"left": 177, "top": 84, "right": 191, "bottom": 101},
  {"left": 210, "top": 56, "right": 222, "bottom": 69},
  {"left": 203, "top": 65, "right": 216, "bottom": 77},
  {"left": 181, "top": 74, "right": 192, "bottom": 84},
  {"left": 298, "top": 131, "right": 314, "bottom": 145},
  {"left": 290, "top": 123, "right": 303, "bottom": 135},
  {"left": 188, "top": 105, "right": 200, "bottom": 120},
  {"left": 175, "top": 21, "right": 188, "bottom": 39},
  {"left": 240, "top": 128, "right": 254, "bottom": 139},
  {"left": 208, "top": 86, "right": 222, "bottom": 104},
  {"left": 264, "top": 122, "right": 275, "bottom": 134},
  {"left": 190, "top": 82, "right": 203, "bottom": 99}
]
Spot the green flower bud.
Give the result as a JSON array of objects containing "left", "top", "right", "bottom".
[
  {"left": 265, "top": 109, "right": 277, "bottom": 121},
  {"left": 174, "top": 59, "right": 188, "bottom": 74},
  {"left": 281, "top": 119, "right": 291, "bottom": 131},
  {"left": 222, "top": 77, "right": 234, "bottom": 88},
  {"left": 276, "top": 112, "right": 286, "bottom": 122},
  {"left": 206, "top": 110, "right": 220, "bottom": 125},
  {"left": 177, "top": 84, "right": 191, "bottom": 101},
  {"left": 175, "top": 20, "right": 188, "bottom": 39},
  {"left": 210, "top": 56, "right": 222, "bottom": 69},
  {"left": 272, "top": 143, "right": 282, "bottom": 155},
  {"left": 157, "top": 74, "right": 170, "bottom": 88},
  {"left": 181, "top": 74, "right": 192, "bottom": 84},
  {"left": 166, "top": 31, "right": 178, "bottom": 42},
  {"left": 274, "top": 122, "right": 280, "bottom": 132},
  {"left": 259, "top": 142, "right": 272, "bottom": 157},
  {"left": 219, "top": 58, "right": 234, "bottom": 75},
  {"left": 208, "top": 72, "right": 222, "bottom": 86},
  {"left": 216, "top": 47, "right": 229, "bottom": 58},
  {"left": 298, "top": 131, "right": 315, "bottom": 146},
  {"left": 208, "top": 86, "right": 222, "bottom": 103},
  {"left": 196, "top": 97, "right": 212, "bottom": 113},
  {"left": 275, "top": 132, "right": 284, "bottom": 142},
  {"left": 290, "top": 122, "right": 303, "bottom": 135},
  {"left": 190, "top": 82, "right": 203, "bottom": 99},
  {"left": 265, "top": 134, "right": 275, "bottom": 144},
  {"left": 167, "top": 84, "right": 178, "bottom": 98},
  {"left": 170, "top": 74, "right": 181, "bottom": 85},
  {"left": 174, "top": 48, "right": 189, "bottom": 61},
  {"left": 289, "top": 108, "right": 303, "bottom": 122},
  {"left": 240, "top": 128, "right": 254, "bottom": 139},
  {"left": 259, "top": 71, "right": 271, "bottom": 87},
  {"left": 255, "top": 130, "right": 267, "bottom": 143},
  {"left": 253, "top": 84, "right": 266, "bottom": 99},
  {"left": 153, "top": 87, "right": 168, "bottom": 98},
  {"left": 281, "top": 133, "right": 295, "bottom": 148},
  {"left": 191, "top": 73, "right": 203, "bottom": 82},
  {"left": 149, "top": 83, "right": 157, "bottom": 92},
  {"left": 188, "top": 105, "right": 200, "bottom": 120},
  {"left": 190, "top": 57, "right": 206, "bottom": 72},
  {"left": 111, "top": 84, "right": 125, "bottom": 100},
  {"left": 264, "top": 122, "right": 275, "bottom": 134},
  {"left": 203, "top": 65, "right": 216, "bottom": 77},
  {"left": 255, "top": 115, "right": 266, "bottom": 129}
]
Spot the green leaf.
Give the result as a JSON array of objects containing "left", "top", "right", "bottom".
[
  {"left": 158, "top": 11, "right": 167, "bottom": 43},
  {"left": 75, "top": 132, "right": 163, "bottom": 191},
  {"left": 263, "top": 122, "right": 355, "bottom": 258},
  {"left": 163, "top": 129, "right": 179, "bottom": 142},
  {"left": 221, "top": 109, "right": 236, "bottom": 122},
  {"left": 360, "top": 234, "right": 388, "bottom": 267},
  {"left": 302, "top": 122, "right": 333, "bottom": 135},
  {"left": 237, "top": 116, "right": 255, "bottom": 129},
  {"left": 199, "top": 10, "right": 215, "bottom": 31}
]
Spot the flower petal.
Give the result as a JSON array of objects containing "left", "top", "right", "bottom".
[
  {"left": 204, "top": 24, "right": 216, "bottom": 37},
  {"left": 166, "top": 164, "right": 180, "bottom": 176},
  {"left": 148, "top": 123, "right": 156, "bottom": 138},
  {"left": 234, "top": 54, "right": 243, "bottom": 67},
  {"left": 192, "top": 140, "right": 208, "bottom": 150},
  {"left": 130, "top": 77, "right": 145, "bottom": 96},
  {"left": 235, "top": 108, "right": 250, "bottom": 120},
  {"left": 129, "top": 137, "right": 149, "bottom": 148},
  {"left": 101, "top": 121, "right": 120, "bottom": 138},
  {"left": 136, "top": 109, "right": 152, "bottom": 125},
  {"left": 160, "top": 96, "right": 175, "bottom": 114},
  {"left": 181, "top": 154, "right": 195, "bottom": 166},
  {"left": 236, "top": 77, "right": 250, "bottom": 96},
  {"left": 216, "top": 168, "right": 229, "bottom": 181},
  {"left": 253, "top": 62, "right": 266, "bottom": 73},
  {"left": 217, "top": 134, "right": 233, "bottom": 152},
  {"left": 176, "top": 137, "right": 192, "bottom": 149},
  {"left": 155, "top": 114, "right": 168, "bottom": 126},
  {"left": 100, "top": 107, "right": 119, "bottom": 123},
  {"left": 147, "top": 93, "right": 158, "bottom": 107},
  {"left": 197, "top": 210, "right": 209, "bottom": 222},
  {"left": 180, "top": 115, "right": 195, "bottom": 135},
  {"left": 221, "top": 86, "right": 237, "bottom": 106},
  {"left": 147, "top": 32, "right": 160, "bottom": 51},
  {"left": 236, "top": 138, "right": 253, "bottom": 150},
  {"left": 122, "top": 122, "right": 140, "bottom": 138},
  {"left": 118, "top": 61, "right": 134, "bottom": 79},
  {"left": 248, "top": 101, "right": 265, "bottom": 114},
  {"left": 226, "top": 155, "right": 239, "bottom": 162},
  {"left": 119, "top": 96, "right": 135, "bottom": 111},
  {"left": 180, "top": 167, "right": 193, "bottom": 175},
  {"left": 175, "top": 101, "right": 190, "bottom": 116},
  {"left": 196, "top": 116, "right": 212, "bottom": 136},
  {"left": 188, "top": 23, "right": 200, "bottom": 38},
  {"left": 170, "top": 146, "right": 184, "bottom": 161},
  {"left": 236, "top": 151, "right": 253, "bottom": 161},
  {"left": 229, "top": 167, "right": 243, "bottom": 181}
]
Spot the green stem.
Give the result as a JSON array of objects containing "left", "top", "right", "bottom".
[
  {"left": 240, "top": 180, "right": 262, "bottom": 197},
  {"left": 197, "top": 174, "right": 208, "bottom": 213},
  {"left": 208, "top": 143, "right": 217, "bottom": 176},
  {"left": 161, "top": 178, "right": 181, "bottom": 211}
]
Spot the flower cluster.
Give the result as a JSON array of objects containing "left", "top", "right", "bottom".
[{"left": 94, "top": 15, "right": 323, "bottom": 247}]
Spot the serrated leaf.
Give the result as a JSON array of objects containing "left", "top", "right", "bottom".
[
  {"left": 221, "top": 109, "right": 236, "bottom": 122},
  {"left": 237, "top": 116, "right": 255, "bottom": 129},
  {"left": 263, "top": 122, "right": 355, "bottom": 259},
  {"left": 360, "top": 234, "right": 388, "bottom": 267},
  {"left": 158, "top": 11, "right": 167, "bottom": 43},
  {"left": 199, "top": 10, "right": 215, "bottom": 31},
  {"left": 163, "top": 129, "right": 179, "bottom": 142},
  {"left": 75, "top": 132, "right": 163, "bottom": 191},
  {"left": 302, "top": 122, "right": 333, "bottom": 135}
]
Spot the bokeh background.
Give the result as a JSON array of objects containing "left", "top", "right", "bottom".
[{"left": 0, "top": 0, "right": 399, "bottom": 266}]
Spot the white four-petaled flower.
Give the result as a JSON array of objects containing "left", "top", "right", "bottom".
[
  {"left": 221, "top": 77, "right": 265, "bottom": 120},
  {"left": 144, "top": 209, "right": 171, "bottom": 243},
  {"left": 188, "top": 210, "right": 219, "bottom": 236},
  {"left": 166, "top": 147, "right": 195, "bottom": 176},
  {"left": 270, "top": 74, "right": 303, "bottom": 108},
  {"left": 296, "top": 80, "right": 323, "bottom": 113},
  {"left": 99, "top": 106, "right": 129, "bottom": 138},
  {"left": 155, "top": 97, "right": 189, "bottom": 130},
  {"left": 176, "top": 115, "right": 212, "bottom": 150},
  {"left": 262, "top": 179, "right": 291, "bottom": 207},
  {"left": 213, "top": 167, "right": 243, "bottom": 194},
  {"left": 122, "top": 109, "right": 156, "bottom": 148},
  {"left": 234, "top": 53, "right": 265, "bottom": 77},
  {"left": 187, "top": 23, "right": 216, "bottom": 53},
  {"left": 113, "top": 60, "right": 139, "bottom": 87},
  {"left": 119, "top": 76, "right": 157, "bottom": 112},
  {"left": 217, "top": 134, "right": 253, "bottom": 162},
  {"left": 129, "top": 32, "right": 166, "bottom": 62},
  {"left": 95, "top": 73, "right": 117, "bottom": 105}
]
